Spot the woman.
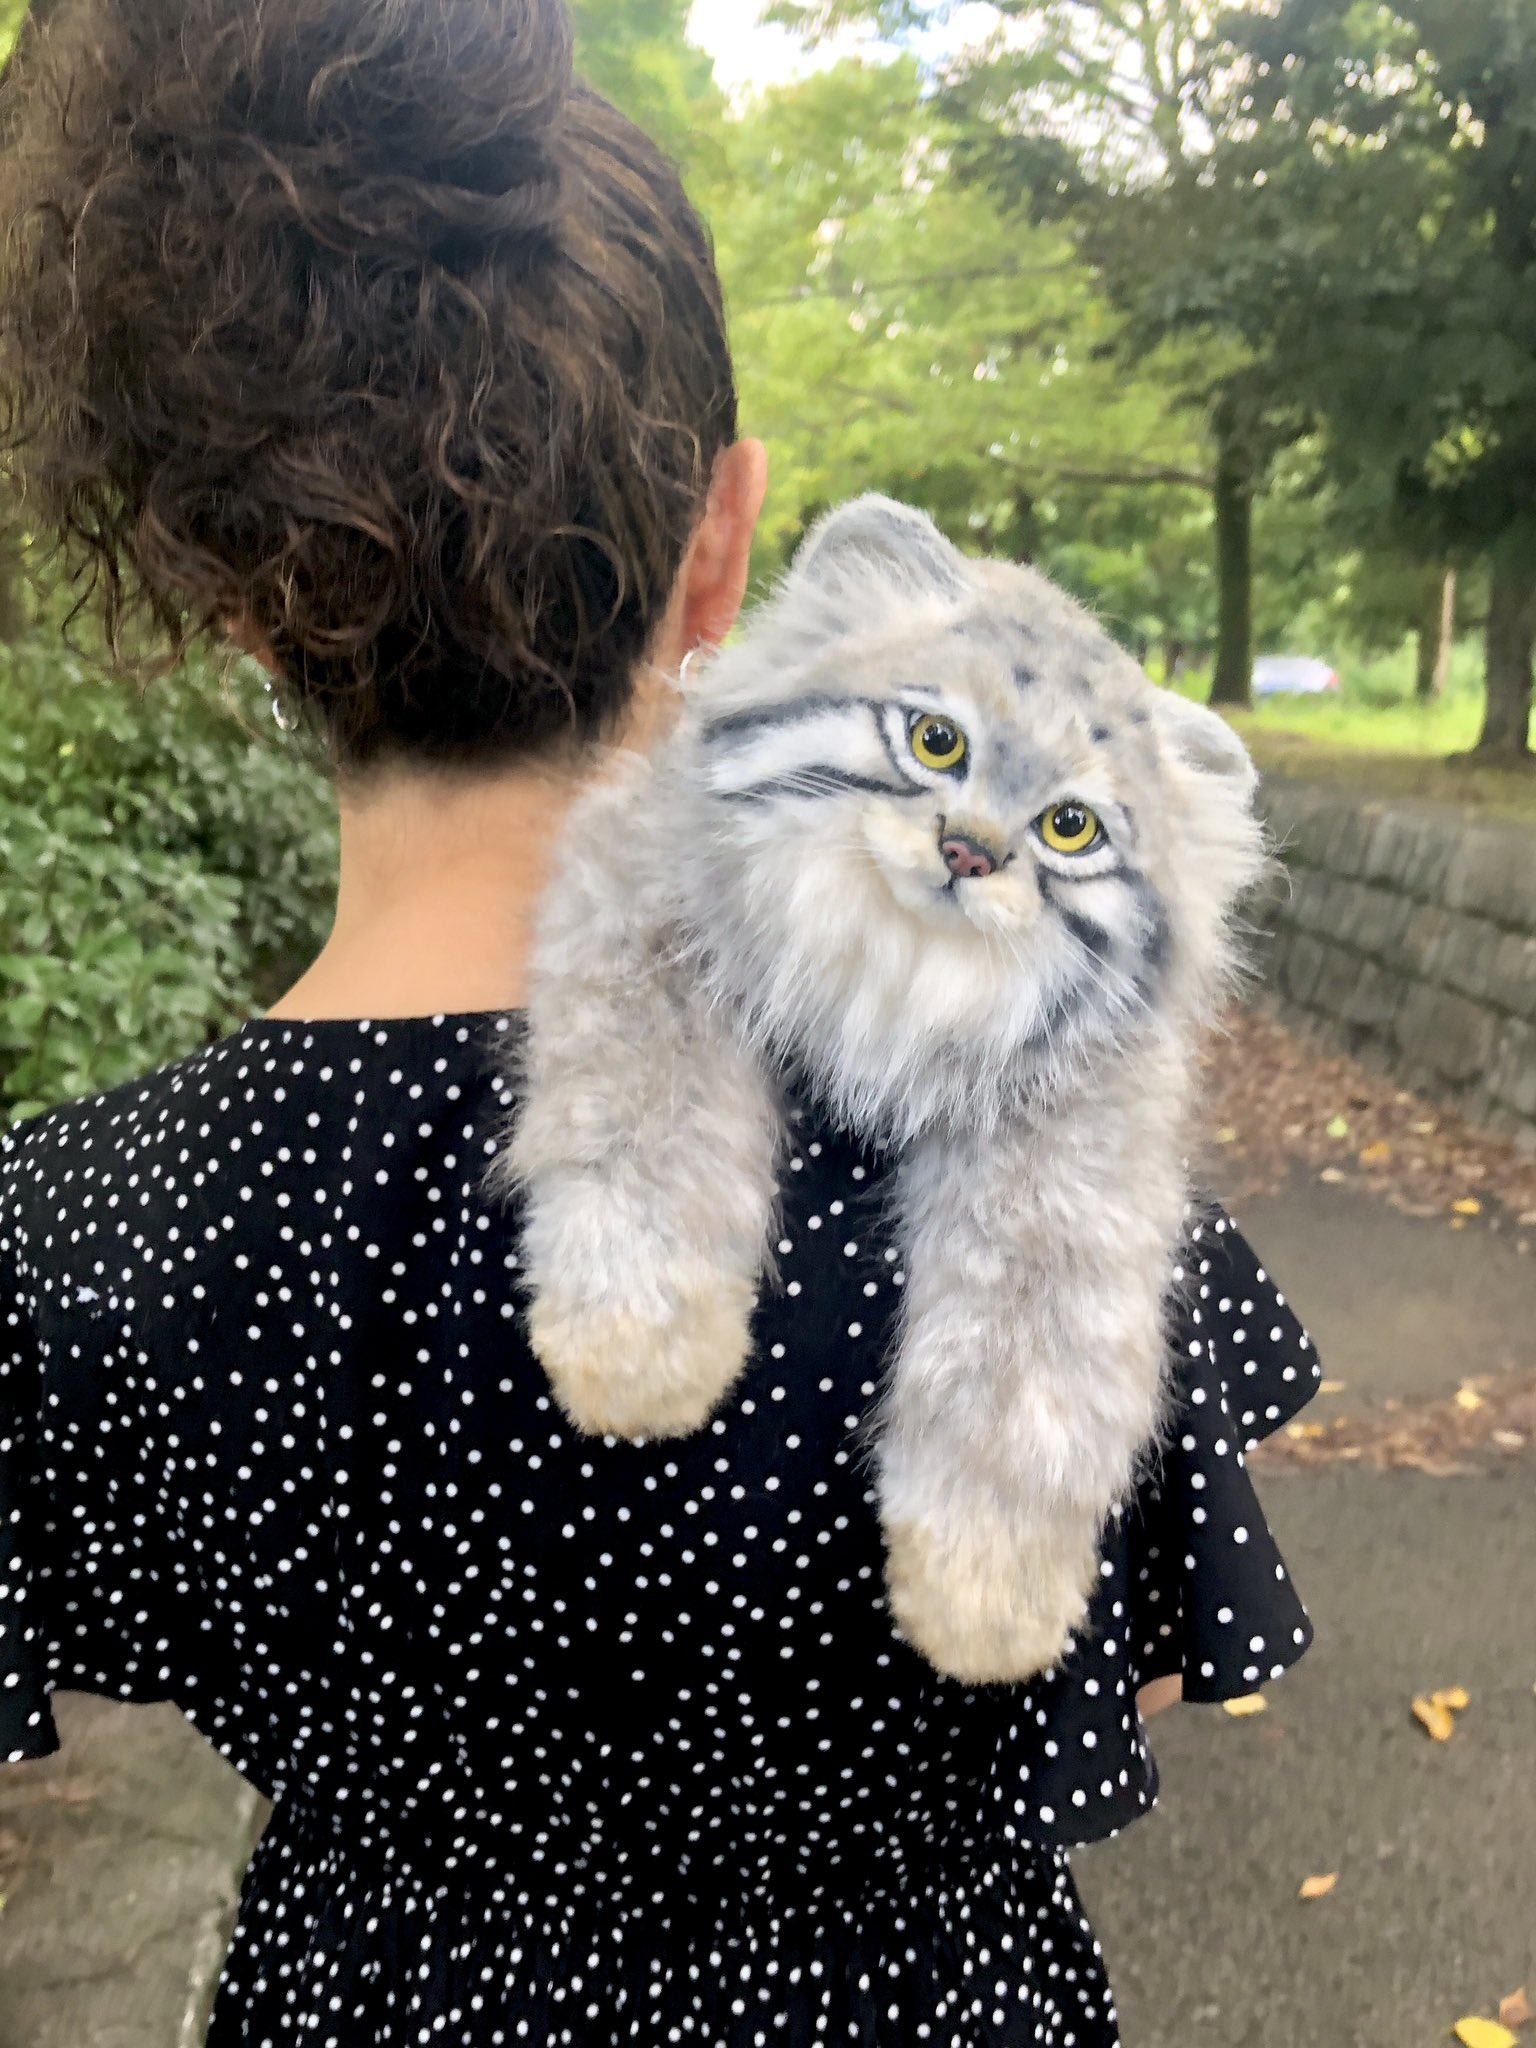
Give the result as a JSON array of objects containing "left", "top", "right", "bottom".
[{"left": 0, "top": 1, "right": 1318, "bottom": 2041}]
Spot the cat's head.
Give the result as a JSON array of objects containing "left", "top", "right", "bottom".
[{"left": 680, "top": 496, "right": 1265, "bottom": 1140}]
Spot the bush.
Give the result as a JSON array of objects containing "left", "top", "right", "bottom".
[{"left": 0, "top": 635, "right": 336, "bottom": 1120}]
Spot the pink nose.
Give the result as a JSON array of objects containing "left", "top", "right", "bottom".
[{"left": 941, "top": 834, "right": 998, "bottom": 880}]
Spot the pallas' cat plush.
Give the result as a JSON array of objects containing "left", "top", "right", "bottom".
[{"left": 497, "top": 496, "right": 1264, "bottom": 1684}]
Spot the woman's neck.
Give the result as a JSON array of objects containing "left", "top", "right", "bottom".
[{"left": 267, "top": 753, "right": 594, "bottom": 1022}]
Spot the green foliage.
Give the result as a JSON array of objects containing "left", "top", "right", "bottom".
[
  {"left": 1174, "top": 635, "right": 1488, "bottom": 742},
  {"left": 1198, "top": 1, "right": 1536, "bottom": 561},
  {"left": 0, "top": 639, "right": 336, "bottom": 1120},
  {"left": 570, "top": 0, "right": 724, "bottom": 175},
  {"left": 710, "top": 53, "right": 1210, "bottom": 608},
  {"left": 0, "top": 0, "right": 29, "bottom": 66}
]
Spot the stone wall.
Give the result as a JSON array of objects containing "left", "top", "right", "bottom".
[{"left": 1253, "top": 779, "right": 1536, "bottom": 1149}]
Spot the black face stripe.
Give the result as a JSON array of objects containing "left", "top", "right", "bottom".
[
  {"left": 1037, "top": 855, "right": 1126, "bottom": 891},
  {"left": 1130, "top": 878, "right": 1173, "bottom": 976},
  {"left": 716, "top": 769, "right": 924, "bottom": 806},
  {"left": 1057, "top": 907, "right": 1114, "bottom": 964},
  {"left": 1039, "top": 870, "right": 1167, "bottom": 1018},
  {"left": 702, "top": 694, "right": 881, "bottom": 747}
]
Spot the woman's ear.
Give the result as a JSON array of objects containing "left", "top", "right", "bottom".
[
  {"left": 677, "top": 438, "right": 770, "bottom": 654},
  {"left": 222, "top": 611, "right": 282, "bottom": 677}
]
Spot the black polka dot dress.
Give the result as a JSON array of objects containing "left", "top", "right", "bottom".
[{"left": 1, "top": 1014, "right": 1319, "bottom": 2046}]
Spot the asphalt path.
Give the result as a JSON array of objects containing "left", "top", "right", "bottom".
[{"left": 1079, "top": 1174, "right": 1535, "bottom": 2048}]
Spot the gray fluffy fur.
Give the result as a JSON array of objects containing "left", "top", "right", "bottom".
[{"left": 493, "top": 496, "right": 1265, "bottom": 1685}]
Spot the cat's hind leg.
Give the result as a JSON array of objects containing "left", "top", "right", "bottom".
[{"left": 878, "top": 1122, "right": 1175, "bottom": 1683}]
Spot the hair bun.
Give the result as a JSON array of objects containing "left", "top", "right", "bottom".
[
  {"left": 273, "top": 0, "right": 576, "bottom": 257},
  {"left": 1, "top": 0, "right": 739, "bottom": 771},
  {"left": 111, "top": 0, "right": 577, "bottom": 264}
]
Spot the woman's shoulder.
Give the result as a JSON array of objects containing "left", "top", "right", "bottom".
[{"left": 1, "top": 1011, "right": 523, "bottom": 1251}]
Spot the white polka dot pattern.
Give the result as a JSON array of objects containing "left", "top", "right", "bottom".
[{"left": 0, "top": 1014, "right": 1319, "bottom": 2046}]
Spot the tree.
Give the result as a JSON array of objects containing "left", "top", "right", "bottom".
[
  {"left": 1416, "top": 570, "right": 1458, "bottom": 702},
  {"left": 708, "top": 51, "right": 1212, "bottom": 596},
  {"left": 777, "top": 0, "right": 1308, "bottom": 709},
  {"left": 570, "top": 0, "right": 723, "bottom": 175},
  {"left": 1198, "top": 0, "right": 1536, "bottom": 761}
]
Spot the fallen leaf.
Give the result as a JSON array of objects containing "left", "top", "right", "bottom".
[
  {"left": 1493, "top": 1430, "right": 1527, "bottom": 1451},
  {"left": 1497, "top": 1988, "right": 1532, "bottom": 2030},
  {"left": 1326, "top": 1115, "right": 1351, "bottom": 1139},
  {"left": 1287, "top": 1422, "right": 1328, "bottom": 1440},
  {"left": 1222, "top": 1694, "right": 1268, "bottom": 1718},
  {"left": 1454, "top": 2021, "right": 1518, "bottom": 2048},
  {"left": 1319, "top": 1379, "right": 1347, "bottom": 1395},
  {"left": 1298, "top": 1871, "right": 1339, "bottom": 1900},
  {"left": 1412, "top": 1695, "right": 1456, "bottom": 1741},
  {"left": 1453, "top": 1198, "right": 1483, "bottom": 1216},
  {"left": 1359, "top": 1140, "right": 1393, "bottom": 1166},
  {"left": 1455, "top": 1387, "right": 1487, "bottom": 1414},
  {"left": 1430, "top": 1686, "right": 1470, "bottom": 1712},
  {"left": 1320, "top": 1167, "right": 1347, "bottom": 1185},
  {"left": 1398, "top": 1449, "right": 1471, "bottom": 1476},
  {"left": 1204, "top": 1010, "right": 1536, "bottom": 1225},
  {"left": 1217, "top": 1126, "right": 1239, "bottom": 1145}
]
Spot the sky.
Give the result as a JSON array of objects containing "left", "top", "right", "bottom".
[
  {"left": 685, "top": 2, "right": 861, "bottom": 94},
  {"left": 686, "top": 3, "right": 1005, "bottom": 96}
]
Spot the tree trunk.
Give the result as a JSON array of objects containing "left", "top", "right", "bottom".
[
  {"left": 1208, "top": 403, "right": 1253, "bottom": 709},
  {"left": 1473, "top": 550, "right": 1535, "bottom": 760},
  {"left": 1415, "top": 567, "right": 1456, "bottom": 700},
  {"left": 1160, "top": 635, "right": 1186, "bottom": 684},
  {"left": 1435, "top": 566, "right": 1457, "bottom": 692}
]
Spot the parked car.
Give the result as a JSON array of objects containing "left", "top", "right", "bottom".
[{"left": 1253, "top": 654, "right": 1341, "bottom": 697}]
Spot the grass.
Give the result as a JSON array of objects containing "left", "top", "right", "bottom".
[{"left": 1173, "top": 640, "right": 1536, "bottom": 827}]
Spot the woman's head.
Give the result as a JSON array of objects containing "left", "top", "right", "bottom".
[{"left": 0, "top": 0, "right": 756, "bottom": 773}]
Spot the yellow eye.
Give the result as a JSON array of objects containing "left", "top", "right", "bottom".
[
  {"left": 1037, "top": 801, "right": 1103, "bottom": 855},
  {"left": 910, "top": 714, "right": 968, "bottom": 772}
]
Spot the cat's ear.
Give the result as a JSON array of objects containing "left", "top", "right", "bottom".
[
  {"left": 1153, "top": 689, "right": 1258, "bottom": 802},
  {"left": 790, "top": 495, "right": 969, "bottom": 600}
]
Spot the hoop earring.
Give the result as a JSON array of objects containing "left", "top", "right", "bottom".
[
  {"left": 679, "top": 644, "right": 708, "bottom": 689},
  {"left": 264, "top": 678, "right": 299, "bottom": 733}
]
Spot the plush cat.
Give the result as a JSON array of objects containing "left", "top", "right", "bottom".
[{"left": 496, "top": 496, "right": 1265, "bottom": 1685}]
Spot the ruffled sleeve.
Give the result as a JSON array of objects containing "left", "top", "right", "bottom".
[
  {"left": 984, "top": 1199, "right": 1320, "bottom": 1850},
  {"left": 1121, "top": 1200, "right": 1321, "bottom": 1701},
  {"left": 1, "top": 1171, "right": 59, "bottom": 1764}
]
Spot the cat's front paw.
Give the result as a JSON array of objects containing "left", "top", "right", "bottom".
[
  {"left": 882, "top": 1507, "right": 1095, "bottom": 1686},
  {"left": 528, "top": 1282, "right": 757, "bottom": 1441}
]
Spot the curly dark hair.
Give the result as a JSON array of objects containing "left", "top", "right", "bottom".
[{"left": 0, "top": 0, "right": 738, "bottom": 769}]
